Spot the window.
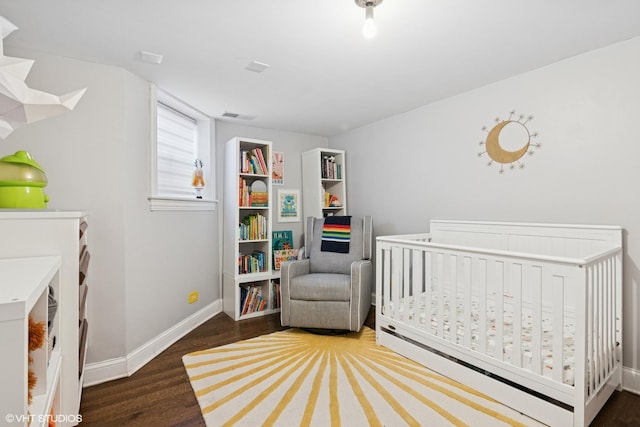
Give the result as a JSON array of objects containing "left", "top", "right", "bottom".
[{"left": 149, "top": 87, "right": 216, "bottom": 211}]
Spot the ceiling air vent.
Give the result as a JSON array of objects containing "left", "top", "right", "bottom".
[
  {"left": 221, "top": 112, "right": 256, "bottom": 121},
  {"left": 245, "top": 60, "right": 270, "bottom": 73}
]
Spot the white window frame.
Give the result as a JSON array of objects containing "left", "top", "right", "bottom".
[{"left": 148, "top": 85, "right": 216, "bottom": 211}]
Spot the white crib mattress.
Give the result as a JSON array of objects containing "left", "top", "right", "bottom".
[{"left": 389, "top": 292, "right": 576, "bottom": 386}]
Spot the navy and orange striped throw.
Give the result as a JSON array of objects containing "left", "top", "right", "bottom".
[{"left": 320, "top": 215, "right": 351, "bottom": 253}]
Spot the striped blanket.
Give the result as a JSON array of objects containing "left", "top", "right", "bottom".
[{"left": 320, "top": 216, "right": 351, "bottom": 253}]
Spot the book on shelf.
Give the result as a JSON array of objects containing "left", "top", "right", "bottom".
[
  {"left": 254, "top": 147, "right": 269, "bottom": 175},
  {"left": 240, "top": 283, "right": 268, "bottom": 315},
  {"left": 240, "top": 148, "right": 269, "bottom": 175},
  {"left": 239, "top": 213, "right": 267, "bottom": 240},
  {"left": 272, "top": 279, "right": 281, "bottom": 309},
  {"left": 250, "top": 192, "right": 268, "bottom": 206},
  {"left": 321, "top": 155, "right": 342, "bottom": 180},
  {"left": 272, "top": 230, "right": 294, "bottom": 269},
  {"left": 240, "top": 286, "right": 249, "bottom": 313},
  {"left": 272, "top": 230, "right": 293, "bottom": 250},
  {"left": 239, "top": 178, "right": 269, "bottom": 207},
  {"left": 273, "top": 249, "right": 298, "bottom": 270},
  {"left": 238, "top": 250, "right": 267, "bottom": 274}
]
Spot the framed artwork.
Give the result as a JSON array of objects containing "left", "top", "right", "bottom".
[
  {"left": 277, "top": 189, "right": 300, "bottom": 222},
  {"left": 272, "top": 151, "right": 284, "bottom": 185}
]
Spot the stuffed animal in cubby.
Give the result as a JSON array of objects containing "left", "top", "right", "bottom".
[{"left": 27, "top": 315, "right": 46, "bottom": 404}]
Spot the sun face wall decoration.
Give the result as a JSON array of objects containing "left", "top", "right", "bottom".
[{"left": 477, "top": 110, "right": 541, "bottom": 173}]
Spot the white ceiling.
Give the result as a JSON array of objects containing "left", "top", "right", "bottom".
[{"left": 1, "top": 0, "right": 639, "bottom": 137}]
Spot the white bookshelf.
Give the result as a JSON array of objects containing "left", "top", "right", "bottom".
[
  {"left": 222, "top": 137, "right": 280, "bottom": 320},
  {"left": 0, "top": 256, "right": 61, "bottom": 427},
  {"left": 301, "top": 148, "right": 347, "bottom": 228}
]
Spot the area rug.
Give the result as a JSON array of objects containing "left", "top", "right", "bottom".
[{"left": 182, "top": 327, "right": 544, "bottom": 427}]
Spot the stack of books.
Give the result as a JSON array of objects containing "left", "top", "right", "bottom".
[
  {"left": 240, "top": 284, "right": 267, "bottom": 315},
  {"left": 240, "top": 148, "right": 269, "bottom": 175},
  {"left": 239, "top": 213, "right": 267, "bottom": 240},
  {"left": 321, "top": 155, "right": 342, "bottom": 179},
  {"left": 238, "top": 250, "right": 266, "bottom": 274}
]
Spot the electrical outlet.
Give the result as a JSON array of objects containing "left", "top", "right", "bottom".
[{"left": 188, "top": 291, "right": 198, "bottom": 304}]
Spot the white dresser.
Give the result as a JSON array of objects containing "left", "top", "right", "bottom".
[{"left": 0, "top": 210, "right": 89, "bottom": 427}]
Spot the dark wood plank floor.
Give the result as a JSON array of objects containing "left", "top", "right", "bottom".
[{"left": 80, "top": 310, "right": 639, "bottom": 426}]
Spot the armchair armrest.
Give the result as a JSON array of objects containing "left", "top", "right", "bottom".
[
  {"left": 280, "top": 259, "right": 310, "bottom": 326},
  {"left": 350, "top": 260, "right": 372, "bottom": 297},
  {"left": 281, "top": 258, "right": 310, "bottom": 284},
  {"left": 350, "top": 260, "right": 373, "bottom": 329}
]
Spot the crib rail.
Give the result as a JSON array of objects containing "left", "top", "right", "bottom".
[{"left": 376, "top": 234, "right": 622, "bottom": 412}]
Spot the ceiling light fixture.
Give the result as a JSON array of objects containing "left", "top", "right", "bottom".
[{"left": 355, "top": 0, "right": 383, "bottom": 39}]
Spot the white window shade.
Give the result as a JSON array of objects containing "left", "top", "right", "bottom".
[{"left": 157, "top": 102, "right": 198, "bottom": 198}]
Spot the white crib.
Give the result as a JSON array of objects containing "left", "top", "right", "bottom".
[{"left": 375, "top": 220, "right": 623, "bottom": 427}]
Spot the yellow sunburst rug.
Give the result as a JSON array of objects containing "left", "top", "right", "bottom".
[{"left": 182, "top": 327, "right": 544, "bottom": 427}]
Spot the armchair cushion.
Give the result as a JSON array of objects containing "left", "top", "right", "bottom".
[{"left": 290, "top": 273, "right": 351, "bottom": 301}]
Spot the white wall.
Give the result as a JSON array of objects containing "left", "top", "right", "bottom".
[
  {"left": 121, "top": 77, "right": 219, "bottom": 354},
  {"left": 330, "top": 37, "right": 640, "bottom": 376}
]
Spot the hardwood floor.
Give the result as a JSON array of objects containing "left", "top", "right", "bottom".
[
  {"left": 79, "top": 312, "right": 286, "bottom": 426},
  {"left": 80, "top": 310, "right": 639, "bottom": 426}
]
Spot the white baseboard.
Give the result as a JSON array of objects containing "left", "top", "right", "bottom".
[
  {"left": 82, "top": 356, "right": 128, "bottom": 387},
  {"left": 83, "top": 299, "right": 222, "bottom": 387},
  {"left": 623, "top": 366, "right": 640, "bottom": 395}
]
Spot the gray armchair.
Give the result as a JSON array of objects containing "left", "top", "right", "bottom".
[{"left": 280, "top": 215, "right": 373, "bottom": 332}]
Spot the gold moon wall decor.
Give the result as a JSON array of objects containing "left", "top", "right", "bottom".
[{"left": 477, "top": 110, "right": 541, "bottom": 173}]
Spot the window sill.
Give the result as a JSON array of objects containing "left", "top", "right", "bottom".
[{"left": 148, "top": 196, "right": 217, "bottom": 212}]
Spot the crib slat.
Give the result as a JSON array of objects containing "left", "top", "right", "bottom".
[
  {"left": 596, "top": 262, "right": 603, "bottom": 388},
  {"left": 447, "top": 254, "right": 457, "bottom": 342},
  {"left": 391, "top": 246, "right": 402, "bottom": 318},
  {"left": 551, "top": 273, "right": 564, "bottom": 383},
  {"left": 606, "top": 257, "right": 614, "bottom": 373},
  {"left": 587, "top": 265, "right": 595, "bottom": 394},
  {"left": 574, "top": 263, "right": 588, "bottom": 420},
  {"left": 447, "top": 255, "right": 460, "bottom": 343},
  {"left": 476, "top": 258, "right": 488, "bottom": 355},
  {"left": 436, "top": 253, "right": 445, "bottom": 338},
  {"left": 496, "top": 260, "right": 505, "bottom": 362},
  {"left": 527, "top": 264, "right": 543, "bottom": 376},
  {"left": 463, "top": 256, "right": 472, "bottom": 348},
  {"left": 425, "top": 252, "right": 434, "bottom": 331},
  {"left": 382, "top": 247, "right": 391, "bottom": 317},
  {"left": 402, "top": 248, "right": 410, "bottom": 322},
  {"left": 601, "top": 259, "right": 608, "bottom": 375},
  {"left": 511, "top": 262, "right": 523, "bottom": 369},
  {"left": 410, "top": 249, "right": 423, "bottom": 327},
  {"left": 591, "top": 263, "right": 598, "bottom": 395}
]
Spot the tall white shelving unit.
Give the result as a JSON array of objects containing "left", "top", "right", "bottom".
[
  {"left": 301, "top": 148, "right": 347, "bottom": 226},
  {"left": 223, "top": 137, "right": 280, "bottom": 320},
  {"left": 0, "top": 210, "right": 89, "bottom": 427},
  {"left": 0, "top": 256, "right": 62, "bottom": 427}
]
